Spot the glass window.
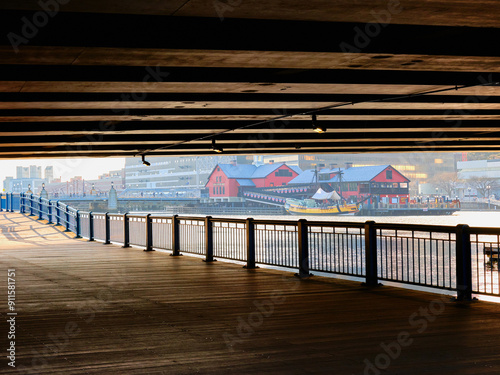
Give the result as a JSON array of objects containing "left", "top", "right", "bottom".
[
  {"left": 386, "top": 169, "right": 393, "bottom": 179},
  {"left": 275, "top": 169, "right": 293, "bottom": 177}
]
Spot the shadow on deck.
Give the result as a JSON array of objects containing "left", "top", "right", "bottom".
[{"left": 1, "top": 212, "right": 500, "bottom": 374}]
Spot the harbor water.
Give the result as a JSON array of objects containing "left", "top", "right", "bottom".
[{"left": 208, "top": 210, "right": 500, "bottom": 228}]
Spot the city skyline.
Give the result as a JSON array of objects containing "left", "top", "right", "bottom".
[{"left": 0, "top": 158, "right": 126, "bottom": 190}]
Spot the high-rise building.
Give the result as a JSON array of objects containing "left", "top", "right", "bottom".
[
  {"left": 44, "top": 166, "right": 54, "bottom": 183},
  {"left": 124, "top": 155, "right": 233, "bottom": 194},
  {"left": 29, "top": 165, "right": 42, "bottom": 179},
  {"left": 16, "top": 166, "right": 29, "bottom": 179}
]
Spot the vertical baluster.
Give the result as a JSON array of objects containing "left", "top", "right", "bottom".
[
  {"left": 104, "top": 213, "right": 110, "bottom": 245},
  {"left": 364, "top": 221, "right": 379, "bottom": 286},
  {"left": 296, "top": 219, "right": 311, "bottom": 278},
  {"left": 204, "top": 216, "right": 215, "bottom": 262},
  {"left": 123, "top": 213, "right": 129, "bottom": 248},
  {"left": 47, "top": 201, "right": 53, "bottom": 224},
  {"left": 456, "top": 224, "right": 472, "bottom": 301},
  {"left": 64, "top": 205, "right": 70, "bottom": 232},
  {"left": 244, "top": 218, "right": 256, "bottom": 269},
  {"left": 55, "top": 201, "right": 61, "bottom": 226},
  {"left": 171, "top": 215, "right": 181, "bottom": 256},
  {"left": 144, "top": 214, "right": 153, "bottom": 251},
  {"left": 88, "top": 212, "right": 94, "bottom": 241},
  {"left": 38, "top": 197, "right": 43, "bottom": 220},
  {"left": 75, "top": 210, "right": 81, "bottom": 238}
]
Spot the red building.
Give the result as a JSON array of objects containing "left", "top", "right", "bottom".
[
  {"left": 289, "top": 165, "right": 410, "bottom": 204},
  {"left": 206, "top": 162, "right": 301, "bottom": 199}
]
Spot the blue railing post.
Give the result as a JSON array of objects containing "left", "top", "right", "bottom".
[
  {"left": 144, "top": 214, "right": 154, "bottom": 251},
  {"left": 296, "top": 219, "right": 311, "bottom": 278},
  {"left": 5, "top": 193, "right": 9, "bottom": 212},
  {"left": 29, "top": 194, "right": 34, "bottom": 216},
  {"left": 19, "top": 193, "right": 23, "bottom": 214},
  {"left": 171, "top": 214, "right": 181, "bottom": 256},
  {"left": 204, "top": 216, "right": 215, "bottom": 262},
  {"left": 88, "top": 212, "right": 94, "bottom": 242},
  {"left": 38, "top": 197, "right": 43, "bottom": 220},
  {"left": 244, "top": 217, "right": 257, "bottom": 269},
  {"left": 10, "top": 193, "right": 14, "bottom": 213},
  {"left": 104, "top": 213, "right": 110, "bottom": 244},
  {"left": 363, "top": 220, "right": 379, "bottom": 286},
  {"left": 75, "top": 210, "right": 81, "bottom": 238},
  {"left": 456, "top": 224, "right": 473, "bottom": 301},
  {"left": 47, "top": 201, "right": 53, "bottom": 224},
  {"left": 55, "top": 201, "right": 61, "bottom": 226},
  {"left": 64, "top": 205, "right": 70, "bottom": 232},
  {"left": 122, "top": 213, "right": 129, "bottom": 248},
  {"left": 0, "top": 193, "right": 3, "bottom": 212}
]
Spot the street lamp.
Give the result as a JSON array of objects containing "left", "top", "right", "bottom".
[{"left": 468, "top": 187, "right": 471, "bottom": 202}]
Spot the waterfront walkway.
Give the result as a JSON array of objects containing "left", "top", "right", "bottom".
[{"left": 1, "top": 212, "right": 500, "bottom": 374}]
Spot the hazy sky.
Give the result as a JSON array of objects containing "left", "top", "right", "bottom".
[{"left": 1, "top": 157, "right": 126, "bottom": 186}]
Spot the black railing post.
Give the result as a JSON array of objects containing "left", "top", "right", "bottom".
[
  {"left": 0, "top": 193, "right": 3, "bottom": 212},
  {"left": 456, "top": 224, "right": 473, "bottom": 301},
  {"left": 21, "top": 193, "right": 25, "bottom": 214},
  {"left": 10, "top": 193, "right": 14, "bottom": 213},
  {"left": 364, "top": 220, "right": 379, "bottom": 286},
  {"left": 244, "top": 218, "right": 257, "bottom": 269},
  {"left": 38, "top": 197, "right": 43, "bottom": 220},
  {"left": 144, "top": 214, "right": 154, "bottom": 251},
  {"left": 296, "top": 219, "right": 311, "bottom": 278},
  {"left": 104, "top": 213, "right": 111, "bottom": 244},
  {"left": 171, "top": 214, "right": 181, "bottom": 256},
  {"left": 65, "top": 205, "right": 70, "bottom": 232},
  {"left": 75, "top": 210, "right": 81, "bottom": 238},
  {"left": 122, "top": 213, "right": 130, "bottom": 248},
  {"left": 204, "top": 216, "right": 216, "bottom": 262},
  {"left": 47, "top": 201, "right": 53, "bottom": 224},
  {"left": 88, "top": 212, "right": 95, "bottom": 241}
]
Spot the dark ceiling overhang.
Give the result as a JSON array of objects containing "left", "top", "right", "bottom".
[{"left": 2, "top": 3, "right": 500, "bottom": 159}]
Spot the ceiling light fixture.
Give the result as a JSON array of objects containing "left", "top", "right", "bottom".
[
  {"left": 141, "top": 154, "right": 151, "bottom": 166},
  {"left": 312, "top": 114, "right": 326, "bottom": 133},
  {"left": 211, "top": 139, "right": 223, "bottom": 153}
]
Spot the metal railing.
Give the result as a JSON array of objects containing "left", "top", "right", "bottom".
[
  {"left": 19, "top": 194, "right": 80, "bottom": 236},
  {"left": 1, "top": 193, "right": 21, "bottom": 212},
  {"left": 12, "top": 193, "right": 500, "bottom": 301}
]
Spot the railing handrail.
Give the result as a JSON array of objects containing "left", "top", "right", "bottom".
[
  {"left": 469, "top": 226, "right": 500, "bottom": 235},
  {"left": 373, "top": 222, "right": 458, "bottom": 233}
]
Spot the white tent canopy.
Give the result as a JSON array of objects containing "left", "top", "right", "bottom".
[{"left": 311, "top": 188, "right": 341, "bottom": 201}]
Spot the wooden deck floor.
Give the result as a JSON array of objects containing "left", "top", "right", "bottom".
[{"left": 2, "top": 212, "right": 500, "bottom": 374}]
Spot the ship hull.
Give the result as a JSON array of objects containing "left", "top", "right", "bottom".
[{"left": 285, "top": 204, "right": 358, "bottom": 215}]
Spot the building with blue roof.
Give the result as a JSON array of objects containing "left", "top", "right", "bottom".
[
  {"left": 289, "top": 165, "right": 410, "bottom": 205},
  {"left": 205, "top": 161, "right": 302, "bottom": 200}
]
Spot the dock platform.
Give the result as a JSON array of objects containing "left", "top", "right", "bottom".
[{"left": 1, "top": 212, "right": 500, "bottom": 374}]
